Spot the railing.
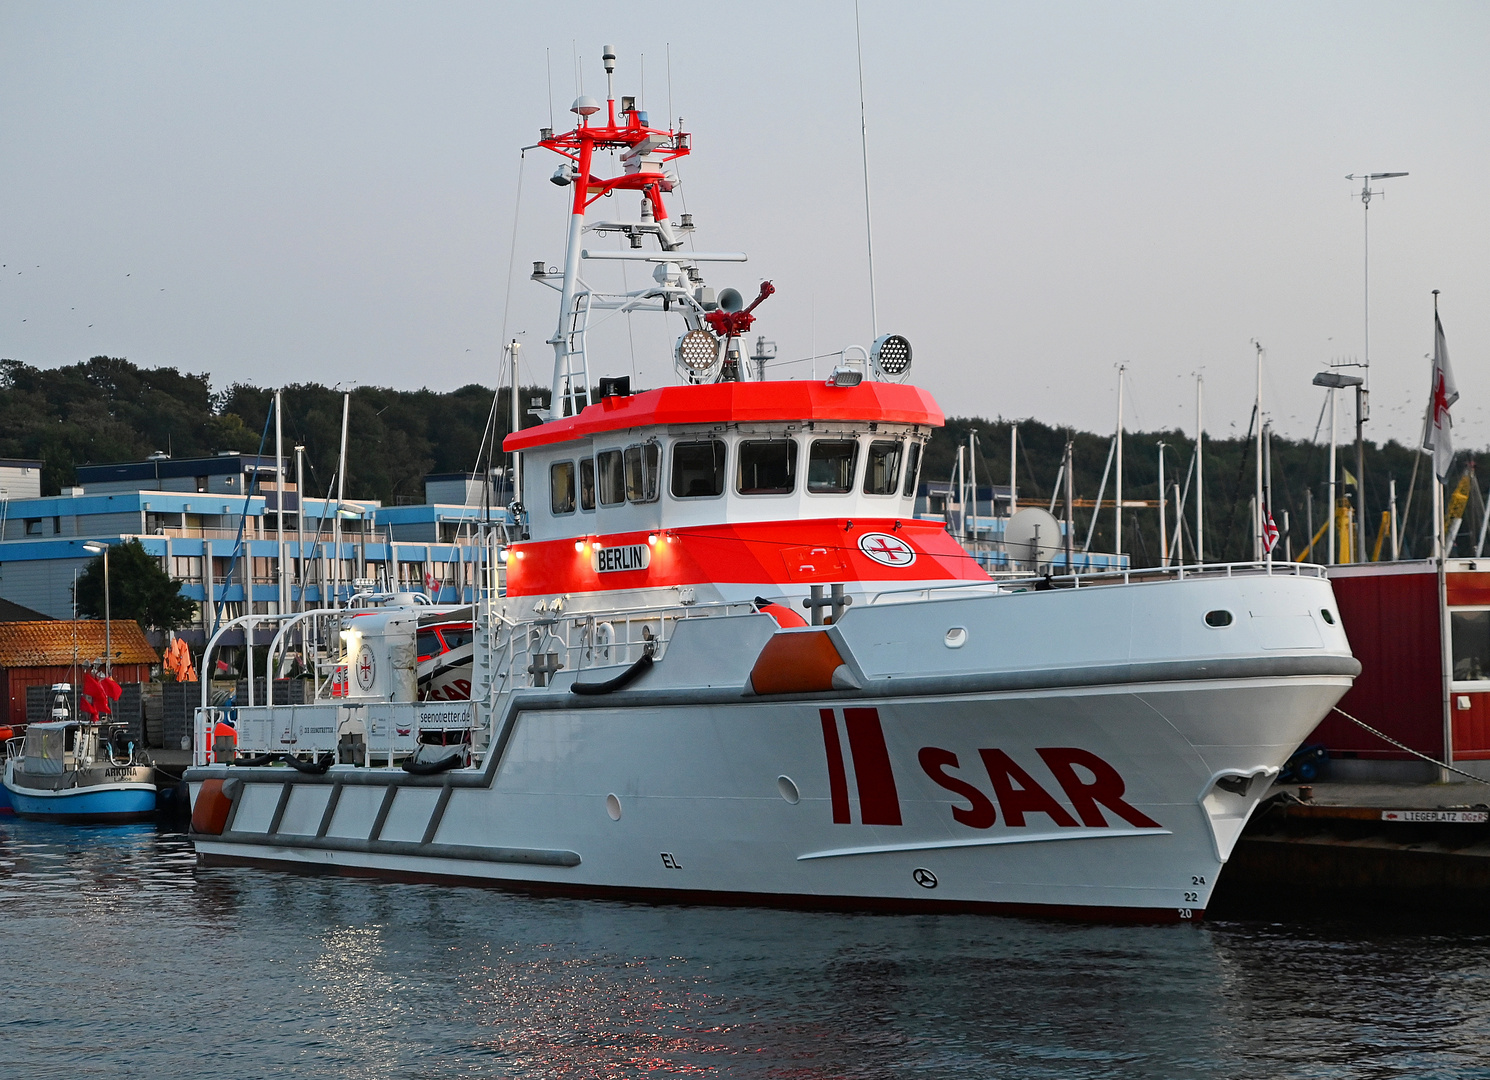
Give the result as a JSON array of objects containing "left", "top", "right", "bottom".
[
  {"left": 132, "top": 526, "right": 393, "bottom": 543},
  {"left": 486, "top": 597, "right": 759, "bottom": 695},
  {"left": 869, "top": 560, "right": 1330, "bottom": 605}
]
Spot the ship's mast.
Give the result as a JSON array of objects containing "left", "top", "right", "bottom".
[
  {"left": 537, "top": 47, "right": 697, "bottom": 417},
  {"left": 534, "top": 47, "right": 771, "bottom": 411}
]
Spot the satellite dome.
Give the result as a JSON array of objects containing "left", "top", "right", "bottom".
[{"left": 571, "top": 96, "right": 601, "bottom": 117}]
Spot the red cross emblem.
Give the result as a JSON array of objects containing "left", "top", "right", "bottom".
[
  {"left": 355, "top": 645, "right": 376, "bottom": 690},
  {"left": 1433, "top": 371, "right": 1451, "bottom": 427},
  {"left": 858, "top": 531, "right": 916, "bottom": 568}
]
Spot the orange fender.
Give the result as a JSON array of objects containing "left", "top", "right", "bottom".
[{"left": 191, "top": 779, "right": 233, "bottom": 836}]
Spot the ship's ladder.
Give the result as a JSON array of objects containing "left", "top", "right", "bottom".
[{"left": 556, "top": 291, "right": 592, "bottom": 418}]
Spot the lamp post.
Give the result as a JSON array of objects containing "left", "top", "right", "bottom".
[
  {"left": 1313, "top": 371, "right": 1365, "bottom": 563},
  {"left": 83, "top": 541, "right": 111, "bottom": 676}
]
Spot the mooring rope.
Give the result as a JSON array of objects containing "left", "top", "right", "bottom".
[{"left": 1330, "top": 705, "right": 1490, "bottom": 786}]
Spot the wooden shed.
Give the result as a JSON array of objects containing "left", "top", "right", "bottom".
[
  {"left": 0, "top": 621, "right": 158, "bottom": 725},
  {"left": 1308, "top": 560, "right": 1490, "bottom": 778}
]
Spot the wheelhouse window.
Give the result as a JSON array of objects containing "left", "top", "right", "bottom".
[
  {"left": 902, "top": 441, "right": 922, "bottom": 498},
  {"left": 737, "top": 439, "right": 797, "bottom": 495},
  {"left": 579, "top": 459, "right": 595, "bottom": 511},
  {"left": 1452, "top": 610, "right": 1490, "bottom": 681},
  {"left": 549, "top": 461, "right": 576, "bottom": 515},
  {"left": 624, "top": 443, "right": 661, "bottom": 503},
  {"left": 596, "top": 450, "right": 626, "bottom": 506},
  {"left": 670, "top": 440, "right": 726, "bottom": 498},
  {"left": 863, "top": 440, "right": 903, "bottom": 496},
  {"left": 807, "top": 440, "right": 858, "bottom": 494}
]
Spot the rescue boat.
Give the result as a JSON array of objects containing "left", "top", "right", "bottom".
[{"left": 184, "top": 48, "right": 1358, "bottom": 921}]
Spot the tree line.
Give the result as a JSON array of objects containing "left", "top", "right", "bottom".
[{"left": 1, "top": 356, "right": 1482, "bottom": 566}]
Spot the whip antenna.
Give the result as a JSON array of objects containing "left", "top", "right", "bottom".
[{"left": 854, "top": 0, "right": 878, "bottom": 338}]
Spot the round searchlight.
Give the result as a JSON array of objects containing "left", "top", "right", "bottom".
[
  {"left": 871, "top": 333, "right": 913, "bottom": 380},
  {"left": 676, "top": 328, "right": 721, "bottom": 374}
]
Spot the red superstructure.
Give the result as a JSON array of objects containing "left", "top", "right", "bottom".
[
  {"left": 503, "top": 51, "right": 979, "bottom": 606},
  {"left": 506, "top": 382, "right": 944, "bottom": 452}
]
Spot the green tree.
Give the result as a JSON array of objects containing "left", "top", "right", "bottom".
[{"left": 74, "top": 539, "right": 195, "bottom": 632}]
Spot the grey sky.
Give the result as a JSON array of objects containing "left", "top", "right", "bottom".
[{"left": 2, "top": 2, "right": 1486, "bottom": 452}]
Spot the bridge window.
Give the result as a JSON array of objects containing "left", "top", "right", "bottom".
[
  {"left": 863, "top": 440, "right": 903, "bottom": 495},
  {"left": 670, "top": 440, "right": 726, "bottom": 498},
  {"left": 579, "top": 459, "right": 595, "bottom": 511},
  {"left": 596, "top": 450, "right": 626, "bottom": 506},
  {"left": 903, "top": 441, "right": 922, "bottom": 497},
  {"left": 624, "top": 443, "right": 661, "bottom": 503},
  {"left": 807, "top": 440, "right": 858, "bottom": 494},
  {"left": 737, "top": 440, "right": 797, "bottom": 495},
  {"left": 549, "top": 461, "right": 576, "bottom": 515}
]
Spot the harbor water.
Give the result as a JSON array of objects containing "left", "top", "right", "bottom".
[{"left": 3, "top": 821, "right": 1489, "bottom": 1079}]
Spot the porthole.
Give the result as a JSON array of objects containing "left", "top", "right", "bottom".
[
  {"left": 605, "top": 793, "right": 622, "bottom": 821},
  {"left": 944, "top": 627, "right": 968, "bottom": 649},
  {"left": 1320, "top": 609, "right": 1336, "bottom": 625},
  {"left": 1204, "top": 610, "right": 1233, "bottom": 628},
  {"left": 777, "top": 775, "right": 800, "bottom": 804}
]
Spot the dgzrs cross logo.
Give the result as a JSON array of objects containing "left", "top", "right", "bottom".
[
  {"left": 355, "top": 643, "right": 377, "bottom": 692},
  {"left": 858, "top": 531, "right": 916, "bottom": 568}
]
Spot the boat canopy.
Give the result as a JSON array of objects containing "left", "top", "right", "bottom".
[{"left": 20, "top": 724, "right": 69, "bottom": 775}]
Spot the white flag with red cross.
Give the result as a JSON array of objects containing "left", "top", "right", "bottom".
[{"left": 1424, "top": 311, "right": 1459, "bottom": 483}]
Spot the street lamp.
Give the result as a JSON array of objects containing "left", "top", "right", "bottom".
[
  {"left": 83, "top": 541, "right": 111, "bottom": 676},
  {"left": 1312, "top": 371, "right": 1366, "bottom": 564}
]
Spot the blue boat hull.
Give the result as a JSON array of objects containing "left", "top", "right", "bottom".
[{"left": 3, "top": 782, "right": 157, "bottom": 824}]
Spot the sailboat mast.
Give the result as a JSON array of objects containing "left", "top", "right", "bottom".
[
  {"left": 1195, "top": 375, "right": 1204, "bottom": 565},
  {"left": 1253, "top": 342, "right": 1264, "bottom": 561},
  {"left": 1158, "top": 442, "right": 1167, "bottom": 568},
  {"left": 1115, "top": 368, "right": 1124, "bottom": 559}
]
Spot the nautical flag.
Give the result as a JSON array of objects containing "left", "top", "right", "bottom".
[
  {"left": 81, "top": 672, "right": 116, "bottom": 718},
  {"left": 1263, "top": 509, "right": 1280, "bottom": 554},
  {"left": 1424, "top": 311, "right": 1459, "bottom": 482}
]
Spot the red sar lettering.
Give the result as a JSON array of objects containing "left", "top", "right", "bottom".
[{"left": 919, "top": 746, "right": 1159, "bottom": 829}]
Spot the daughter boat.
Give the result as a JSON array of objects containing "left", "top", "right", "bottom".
[{"left": 184, "top": 49, "right": 1358, "bottom": 921}]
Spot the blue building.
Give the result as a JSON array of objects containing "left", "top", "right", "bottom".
[{"left": 0, "top": 454, "right": 511, "bottom": 648}]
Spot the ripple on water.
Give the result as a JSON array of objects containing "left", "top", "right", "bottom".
[{"left": 1, "top": 818, "right": 1489, "bottom": 1078}]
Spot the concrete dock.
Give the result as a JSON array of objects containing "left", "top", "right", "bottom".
[{"left": 1211, "top": 779, "right": 1490, "bottom": 920}]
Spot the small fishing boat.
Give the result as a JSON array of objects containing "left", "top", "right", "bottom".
[{"left": 3, "top": 686, "right": 156, "bottom": 823}]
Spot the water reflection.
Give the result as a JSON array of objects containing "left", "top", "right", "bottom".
[{"left": 1, "top": 818, "right": 1487, "bottom": 1078}]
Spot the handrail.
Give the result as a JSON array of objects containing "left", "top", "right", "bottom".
[
  {"left": 869, "top": 560, "right": 1328, "bottom": 604},
  {"left": 199, "top": 612, "right": 298, "bottom": 712},
  {"left": 265, "top": 607, "right": 346, "bottom": 683}
]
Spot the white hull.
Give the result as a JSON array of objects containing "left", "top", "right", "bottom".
[{"left": 189, "top": 570, "right": 1356, "bottom": 921}]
